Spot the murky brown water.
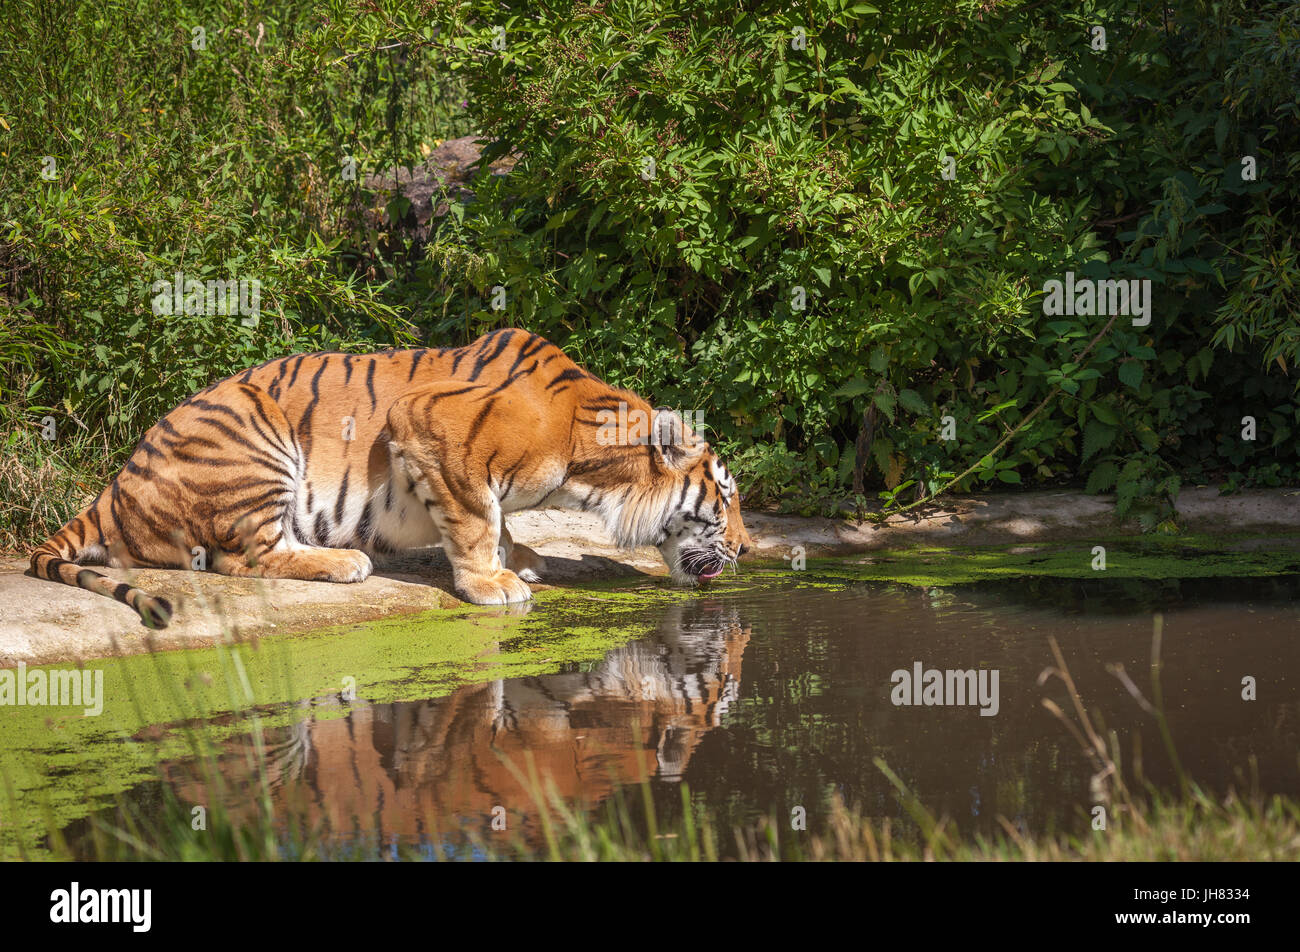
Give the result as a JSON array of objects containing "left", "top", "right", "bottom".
[{"left": 64, "top": 573, "right": 1300, "bottom": 857}]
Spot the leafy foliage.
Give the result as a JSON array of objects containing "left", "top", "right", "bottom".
[
  {"left": 1, "top": 0, "right": 1296, "bottom": 539},
  {"left": 0, "top": 0, "right": 446, "bottom": 453},
  {"left": 406, "top": 0, "right": 1298, "bottom": 516}
]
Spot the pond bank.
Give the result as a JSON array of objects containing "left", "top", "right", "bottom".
[{"left": 1, "top": 487, "right": 1296, "bottom": 666}]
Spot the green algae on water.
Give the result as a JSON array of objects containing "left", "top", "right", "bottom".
[
  {"left": 748, "top": 534, "right": 1300, "bottom": 588},
  {"left": 0, "top": 591, "right": 661, "bottom": 859}
]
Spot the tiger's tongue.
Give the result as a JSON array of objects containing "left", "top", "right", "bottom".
[{"left": 697, "top": 565, "right": 723, "bottom": 580}]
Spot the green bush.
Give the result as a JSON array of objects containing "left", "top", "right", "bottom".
[
  {"left": 0, "top": 0, "right": 461, "bottom": 456},
  {"left": 378, "top": 0, "right": 1296, "bottom": 518},
  {"left": 2, "top": 0, "right": 1296, "bottom": 539}
]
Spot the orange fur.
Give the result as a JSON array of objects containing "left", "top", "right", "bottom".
[{"left": 31, "top": 329, "right": 752, "bottom": 626}]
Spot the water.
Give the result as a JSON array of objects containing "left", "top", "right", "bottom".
[{"left": 55, "top": 572, "right": 1300, "bottom": 857}]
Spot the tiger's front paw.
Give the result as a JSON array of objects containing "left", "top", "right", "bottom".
[{"left": 456, "top": 568, "right": 534, "bottom": 606}]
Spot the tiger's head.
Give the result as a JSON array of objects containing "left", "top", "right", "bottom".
[{"left": 646, "top": 409, "right": 753, "bottom": 585}]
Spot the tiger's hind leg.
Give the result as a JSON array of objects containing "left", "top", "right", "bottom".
[
  {"left": 499, "top": 518, "right": 546, "bottom": 584},
  {"left": 160, "top": 378, "right": 373, "bottom": 585}
]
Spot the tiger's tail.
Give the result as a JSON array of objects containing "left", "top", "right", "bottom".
[{"left": 29, "top": 502, "right": 174, "bottom": 629}]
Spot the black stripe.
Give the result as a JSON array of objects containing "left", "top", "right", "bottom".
[
  {"left": 467, "top": 330, "right": 516, "bottom": 381},
  {"left": 546, "top": 368, "right": 587, "bottom": 390},
  {"left": 408, "top": 348, "right": 428, "bottom": 381},
  {"left": 334, "top": 467, "right": 351, "bottom": 525},
  {"left": 244, "top": 510, "right": 283, "bottom": 536},
  {"left": 187, "top": 398, "right": 245, "bottom": 425},
  {"left": 245, "top": 402, "right": 294, "bottom": 461},
  {"left": 507, "top": 334, "right": 548, "bottom": 375},
  {"left": 297, "top": 358, "right": 330, "bottom": 458},
  {"left": 223, "top": 486, "right": 287, "bottom": 515},
  {"left": 245, "top": 388, "right": 290, "bottom": 450},
  {"left": 568, "top": 456, "right": 619, "bottom": 476},
  {"left": 466, "top": 399, "right": 497, "bottom": 443},
  {"left": 484, "top": 359, "right": 539, "bottom": 397},
  {"left": 170, "top": 434, "right": 222, "bottom": 451},
  {"left": 357, "top": 500, "right": 374, "bottom": 542},
  {"left": 40, "top": 555, "right": 70, "bottom": 580},
  {"left": 110, "top": 483, "right": 147, "bottom": 562},
  {"left": 499, "top": 455, "right": 527, "bottom": 499},
  {"left": 580, "top": 397, "right": 625, "bottom": 411},
  {"left": 423, "top": 384, "right": 484, "bottom": 406},
  {"left": 190, "top": 417, "right": 293, "bottom": 473},
  {"left": 169, "top": 450, "right": 257, "bottom": 468},
  {"left": 194, "top": 414, "right": 286, "bottom": 465}
]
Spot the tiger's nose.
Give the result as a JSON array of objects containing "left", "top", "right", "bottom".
[{"left": 738, "top": 544, "right": 749, "bottom": 557}]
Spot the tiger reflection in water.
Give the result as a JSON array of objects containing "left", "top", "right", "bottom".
[{"left": 169, "top": 599, "right": 750, "bottom": 846}]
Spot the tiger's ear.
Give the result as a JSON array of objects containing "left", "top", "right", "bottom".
[{"left": 651, "top": 407, "right": 690, "bottom": 467}]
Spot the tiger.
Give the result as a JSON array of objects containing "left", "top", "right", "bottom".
[{"left": 30, "top": 328, "right": 753, "bottom": 628}]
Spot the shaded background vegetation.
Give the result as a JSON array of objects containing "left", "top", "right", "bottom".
[{"left": 2, "top": 0, "right": 1297, "bottom": 547}]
